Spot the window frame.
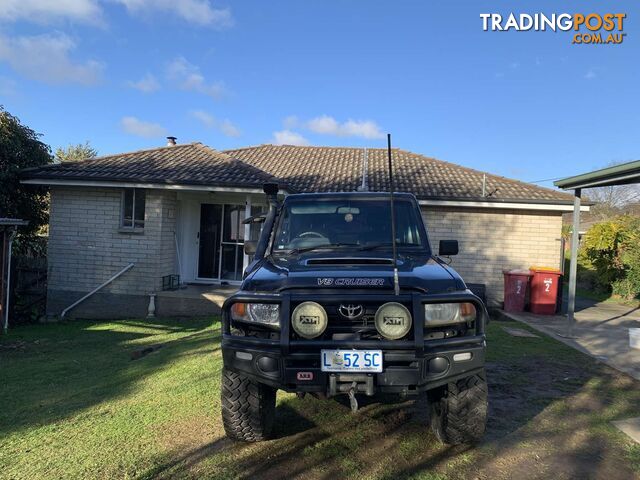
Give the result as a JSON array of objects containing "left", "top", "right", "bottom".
[{"left": 120, "top": 188, "right": 146, "bottom": 232}]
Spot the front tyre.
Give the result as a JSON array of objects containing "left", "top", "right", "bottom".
[
  {"left": 221, "top": 368, "right": 276, "bottom": 442},
  {"left": 429, "top": 370, "right": 488, "bottom": 445}
]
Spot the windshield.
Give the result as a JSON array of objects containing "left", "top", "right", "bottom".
[{"left": 272, "top": 198, "right": 427, "bottom": 253}]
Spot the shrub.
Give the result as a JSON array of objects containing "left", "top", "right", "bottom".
[{"left": 581, "top": 216, "right": 640, "bottom": 300}]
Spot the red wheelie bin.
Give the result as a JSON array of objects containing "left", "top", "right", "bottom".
[
  {"left": 503, "top": 270, "right": 532, "bottom": 312},
  {"left": 529, "top": 267, "right": 562, "bottom": 315}
]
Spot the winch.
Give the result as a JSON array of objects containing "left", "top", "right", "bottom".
[{"left": 328, "top": 374, "right": 375, "bottom": 412}]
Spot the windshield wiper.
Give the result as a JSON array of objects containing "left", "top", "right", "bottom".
[
  {"left": 358, "top": 242, "right": 390, "bottom": 251},
  {"left": 358, "top": 242, "right": 422, "bottom": 251},
  {"left": 284, "top": 242, "right": 360, "bottom": 255}
]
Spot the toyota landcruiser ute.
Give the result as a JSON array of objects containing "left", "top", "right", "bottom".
[{"left": 221, "top": 185, "right": 488, "bottom": 444}]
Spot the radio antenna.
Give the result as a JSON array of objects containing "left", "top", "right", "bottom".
[{"left": 387, "top": 134, "right": 400, "bottom": 296}]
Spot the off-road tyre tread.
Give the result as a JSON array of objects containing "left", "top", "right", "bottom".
[
  {"left": 430, "top": 370, "right": 488, "bottom": 445},
  {"left": 221, "top": 368, "right": 276, "bottom": 442}
]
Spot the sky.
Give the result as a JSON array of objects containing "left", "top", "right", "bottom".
[{"left": 1, "top": 1, "right": 638, "bottom": 189}]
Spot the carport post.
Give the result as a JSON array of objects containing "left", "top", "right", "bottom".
[{"left": 566, "top": 188, "right": 581, "bottom": 337}]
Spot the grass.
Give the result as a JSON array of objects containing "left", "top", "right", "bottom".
[{"left": 1, "top": 318, "right": 639, "bottom": 479}]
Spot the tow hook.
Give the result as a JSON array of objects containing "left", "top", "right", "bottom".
[{"left": 348, "top": 381, "right": 359, "bottom": 413}]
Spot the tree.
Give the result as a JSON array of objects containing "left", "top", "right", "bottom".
[
  {"left": 0, "top": 107, "right": 53, "bottom": 246},
  {"left": 54, "top": 141, "right": 97, "bottom": 163}
]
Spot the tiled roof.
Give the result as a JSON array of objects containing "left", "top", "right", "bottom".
[
  {"left": 21, "top": 142, "right": 278, "bottom": 189},
  {"left": 22, "top": 141, "right": 574, "bottom": 203},
  {"left": 225, "top": 144, "right": 574, "bottom": 203}
]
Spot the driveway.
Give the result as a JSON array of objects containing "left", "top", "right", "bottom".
[{"left": 503, "top": 298, "right": 640, "bottom": 381}]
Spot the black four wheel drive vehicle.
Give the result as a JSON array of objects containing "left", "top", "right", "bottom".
[{"left": 221, "top": 185, "right": 488, "bottom": 444}]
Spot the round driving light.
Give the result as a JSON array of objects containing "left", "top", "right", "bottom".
[
  {"left": 375, "top": 302, "right": 412, "bottom": 340},
  {"left": 291, "top": 301, "right": 328, "bottom": 339}
]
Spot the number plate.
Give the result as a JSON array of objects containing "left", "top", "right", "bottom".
[{"left": 321, "top": 349, "right": 383, "bottom": 373}]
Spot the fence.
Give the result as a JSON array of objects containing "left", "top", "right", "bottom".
[{"left": 12, "top": 256, "right": 47, "bottom": 324}]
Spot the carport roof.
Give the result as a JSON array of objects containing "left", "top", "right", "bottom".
[{"left": 554, "top": 159, "right": 640, "bottom": 190}]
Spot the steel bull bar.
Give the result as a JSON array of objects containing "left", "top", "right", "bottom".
[{"left": 221, "top": 290, "right": 487, "bottom": 398}]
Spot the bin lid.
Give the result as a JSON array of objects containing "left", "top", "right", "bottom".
[
  {"left": 503, "top": 269, "right": 532, "bottom": 276},
  {"left": 529, "top": 266, "right": 562, "bottom": 274}
]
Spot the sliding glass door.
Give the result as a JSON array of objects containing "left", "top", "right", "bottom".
[
  {"left": 220, "top": 204, "right": 245, "bottom": 281},
  {"left": 197, "top": 203, "right": 245, "bottom": 282}
]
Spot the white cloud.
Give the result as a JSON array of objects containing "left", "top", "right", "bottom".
[
  {"left": 120, "top": 116, "right": 167, "bottom": 138},
  {"left": 190, "top": 109, "right": 216, "bottom": 127},
  {"left": 272, "top": 130, "right": 310, "bottom": 146},
  {"left": 283, "top": 115, "right": 299, "bottom": 129},
  {"left": 127, "top": 73, "right": 160, "bottom": 93},
  {"left": 306, "top": 115, "right": 339, "bottom": 135},
  {"left": 0, "top": 33, "right": 104, "bottom": 85},
  {"left": 219, "top": 119, "right": 240, "bottom": 137},
  {"left": 166, "top": 57, "right": 227, "bottom": 99},
  {"left": 584, "top": 69, "right": 597, "bottom": 80},
  {"left": 189, "top": 109, "right": 240, "bottom": 137},
  {"left": 0, "top": 0, "right": 103, "bottom": 25},
  {"left": 114, "top": 0, "right": 233, "bottom": 28},
  {"left": 305, "top": 115, "right": 384, "bottom": 139}
]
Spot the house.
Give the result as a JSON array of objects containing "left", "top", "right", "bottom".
[{"left": 20, "top": 140, "right": 585, "bottom": 318}]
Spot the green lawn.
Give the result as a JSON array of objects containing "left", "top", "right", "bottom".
[{"left": 1, "top": 318, "right": 639, "bottom": 479}]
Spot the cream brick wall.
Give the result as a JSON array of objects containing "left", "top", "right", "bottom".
[
  {"left": 422, "top": 207, "right": 563, "bottom": 306},
  {"left": 47, "top": 187, "right": 177, "bottom": 298}
]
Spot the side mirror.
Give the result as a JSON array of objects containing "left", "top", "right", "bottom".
[
  {"left": 244, "top": 241, "right": 257, "bottom": 255},
  {"left": 439, "top": 240, "right": 458, "bottom": 256},
  {"left": 242, "top": 214, "right": 266, "bottom": 225}
]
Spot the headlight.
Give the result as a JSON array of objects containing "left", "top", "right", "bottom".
[
  {"left": 291, "top": 301, "right": 328, "bottom": 339},
  {"left": 375, "top": 302, "right": 412, "bottom": 340},
  {"left": 424, "top": 302, "right": 476, "bottom": 326},
  {"left": 231, "top": 303, "right": 280, "bottom": 327}
]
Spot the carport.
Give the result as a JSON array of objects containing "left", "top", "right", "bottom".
[{"left": 554, "top": 160, "right": 640, "bottom": 336}]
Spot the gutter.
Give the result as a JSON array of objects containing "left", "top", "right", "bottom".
[
  {"left": 20, "top": 178, "right": 287, "bottom": 195},
  {"left": 418, "top": 199, "right": 590, "bottom": 212},
  {"left": 21, "top": 178, "right": 586, "bottom": 211}
]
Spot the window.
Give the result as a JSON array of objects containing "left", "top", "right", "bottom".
[{"left": 121, "top": 189, "right": 146, "bottom": 230}]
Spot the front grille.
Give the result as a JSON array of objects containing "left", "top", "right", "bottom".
[{"left": 290, "top": 301, "right": 414, "bottom": 341}]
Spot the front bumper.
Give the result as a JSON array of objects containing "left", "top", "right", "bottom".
[{"left": 221, "top": 290, "right": 487, "bottom": 395}]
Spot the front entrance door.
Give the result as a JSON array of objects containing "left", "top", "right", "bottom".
[
  {"left": 220, "top": 204, "right": 245, "bottom": 281},
  {"left": 197, "top": 203, "right": 245, "bottom": 282},
  {"left": 197, "top": 204, "right": 222, "bottom": 279}
]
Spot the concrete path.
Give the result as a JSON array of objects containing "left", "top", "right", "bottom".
[
  {"left": 612, "top": 417, "right": 640, "bottom": 444},
  {"left": 502, "top": 299, "right": 640, "bottom": 381}
]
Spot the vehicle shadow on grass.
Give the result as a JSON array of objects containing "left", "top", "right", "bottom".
[
  {"left": 143, "top": 323, "right": 640, "bottom": 479},
  {"left": 0, "top": 317, "right": 219, "bottom": 438}
]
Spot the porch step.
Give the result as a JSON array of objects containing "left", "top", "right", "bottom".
[{"left": 155, "top": 285, "right": 237, "bottom": 317}]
